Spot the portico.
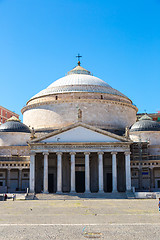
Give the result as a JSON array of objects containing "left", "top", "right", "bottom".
[{"left": 29, "top": 123, "right": 132, "bottom": 194}]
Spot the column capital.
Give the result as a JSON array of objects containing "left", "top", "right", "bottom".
[
  {"left": 84, "top": 152, "right": 90, "bottom": 155},
  {"left": 97, "top": 152, "right": 104, "bottom": 155},
  {"left": 149, "top": 166, "right": 154, "bottom": 170},
  {"left": 124, "top": 151, "right": 131, "bottom": 156},
  {"left": 111, "top": 152, "right": 117, "bottom": 155},
  {"left": 30, "top": 151, "right": 36, "bottom": 156},
  {"left": 43, "top": 151, "right": 49, "bottom": 156},
  {"left": 56, "top": 152, "right": 63, "bottom": 156},
  {"left": 70, "top": 152, "right": 76, "bottom": 155}
]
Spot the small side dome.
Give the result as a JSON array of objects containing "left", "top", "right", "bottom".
[
  {"left": 0, "top": 116, "right": 31, "bottom": 133},
  {"left": 130, "top": 114, "right": 160, "bottom": 132}
]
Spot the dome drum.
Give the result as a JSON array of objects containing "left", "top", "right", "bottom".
[{"left": 23, "top": 100, "right": 137, "bottom": 131}]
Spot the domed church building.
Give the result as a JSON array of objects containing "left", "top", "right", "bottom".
[
  {"left": 0, "top": 60, "right": 160, "bottom": 195},
  {"left": 21, "top": 61, "right": 137, "bottom": 194}
]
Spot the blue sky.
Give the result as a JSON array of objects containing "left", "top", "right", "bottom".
[{"left": 0, "top": 0, "right": 160, "bottom": 119}]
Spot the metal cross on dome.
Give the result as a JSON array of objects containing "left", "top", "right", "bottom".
[{"left": 76, "top": 53, "right": 82, "bottom": 66}]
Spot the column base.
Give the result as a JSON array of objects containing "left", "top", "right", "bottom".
[
  {"left": 43, "top": 191, "right": 49, "bottom": 194},
  {"left": 29, "top": 189, "right": 35, "bottom": 193},
  {"left": 70, "top": 191, "right": 76, "bottom": 194},
  {"left": 98, "top": 190, "right": 104, "bottom": 194},
  {"left": 84, "top": 191, "right": 91, "bottom": 194},
  {"left": 56, "top": 191, "right": 63, "bottom": 194},
  {"left": 112, "top": 190, "right": 118, "bottom": 193},
  {"left": 126, "top": 189, "right": 132, "bottom": 193}
]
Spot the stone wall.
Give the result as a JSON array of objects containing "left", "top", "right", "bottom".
[
  {"left": 130, "top": 131, "right": 160, "bottom": 155},
  {"left": 0, "top": 146, "right": 30, "bottom": 156},
  {"left": 0, "top": 132, "right": 30, "bottom": 146}
]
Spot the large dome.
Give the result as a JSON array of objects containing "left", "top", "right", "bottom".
[
  {"left": 22, "top": 63, "right": 137, "bottom": 132},
  {"left": 28, "top": 65, "right": 129, "bottom": 103}
]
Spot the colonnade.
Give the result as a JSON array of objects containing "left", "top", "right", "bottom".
[
  {"left": 6, "top": 168, "right": 25, "bottom": 191},
  {"left": 29, "top": 151, "right": 131, "bottom": 193}
]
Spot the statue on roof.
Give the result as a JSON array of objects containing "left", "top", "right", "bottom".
[
  {"left": 125, "top": 126, "right": 130, "bottom": 139},
  {"left": 78, "top": 108, "right": 82, "bottom": 122},
  {"left": 30, "top": 127, "right": 36, "bottom": 139}
]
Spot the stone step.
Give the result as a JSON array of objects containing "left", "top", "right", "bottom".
[
  {"left": 126, "top": 191, "right": 135, "bottom": 199},
  {"left": 35, "top": 192, "right": 127, "bottom": 200},
  {"left": 25, "top": 193, "right": 35, "bottom": 200}
]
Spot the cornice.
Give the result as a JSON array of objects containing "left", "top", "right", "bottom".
[
  {"left": 30, "top": 142, "right": 131, "bottom": 146},
  {"left": 21, "top": 99, "right": 138, "bottom": 114},
  {"left": 0, "top": 146, "right": 29, "bottom": 149}
]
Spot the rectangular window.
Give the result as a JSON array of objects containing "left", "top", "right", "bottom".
[
  {"left": 132, "top": 171, "right": 138, "bottom": 177},
  {"left": 0, "top": 173, "right": 3, "bottom": 178},
  {"left": 24, "top": 173, "right": 28, "bottom": 178}
]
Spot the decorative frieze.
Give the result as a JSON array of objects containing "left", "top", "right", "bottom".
[{"left": 30, "top": 144, "right": 130, "bottom": 153}]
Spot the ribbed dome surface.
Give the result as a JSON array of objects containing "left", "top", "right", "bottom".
[
  {"left": 130, "top": 114, "right": 160, "bottom": 132},
  {"left": 30, "top": 65, "right": 128, "bottom": 101},
  {"left": 0, "top": 119, "right": 31, "bottom": 133},
  {"left": 48, "top": 74, "right": 111, "bottom": 88}
]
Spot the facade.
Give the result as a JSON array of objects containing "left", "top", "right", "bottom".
[
  {"left": 0, "top": 62, "right": 160, "bottom": 194},
  {"left": 130, "top": 115, "right": 160, "bottom": 191},
  {"left": 0, "top": 106, "right": 19, "bottom": 125}
]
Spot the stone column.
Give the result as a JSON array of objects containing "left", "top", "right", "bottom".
[
  {"left": 7, "top": 168, "right": 11, "bottom": 192},
  {"left": 70, "top": 152, "right": 76, "bottom": 193},
  {"left": 19, "top": 168, "right": 22, "bottom": 191},
  {"left": 150, "top": 167, "right": 154, "bottom": 190},
  {"left": 43, "top": 151, "right": 49, "bottom": 194},
  {"left": 138, "top": 167, "right": 142, "bottom": 190},
  {"left": 57, "top": 152, "right": 62, "bottom": 193},
  {"left": 30, "top": 152, "right": 36, "bottom": 193},
  {"left": 125, "top": 152, "right": 131, "bottom": 191},
  {"left": 85, "top": 152, "right": 90, "bottom": 193},
  {"left": 98, "top": 152, "right": 104, "bottom": 193},
  {"left": 111, "top": 152, "right": 117, "bottom": 192}
]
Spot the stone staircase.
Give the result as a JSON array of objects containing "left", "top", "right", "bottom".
[
  {"left": 25, "top": 193, "right": 35, "bottom": 200},
  {"left": 1, "top": 192, "right": 135, "bottom": 201},
  {"left": 35, "top": 192, "right": 128, "bottom": 200}
]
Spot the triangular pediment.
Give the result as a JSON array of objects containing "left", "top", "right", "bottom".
[{"left": 30, "top": 123, "right": 129, "bottom": 144}]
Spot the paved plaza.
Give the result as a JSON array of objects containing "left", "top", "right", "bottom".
[{"left": 0, "top": 198, "right": 160, "bottom": 239}]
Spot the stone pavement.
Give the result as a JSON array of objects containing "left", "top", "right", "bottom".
[{"left": 0, "top": 198, "right": 160, "bottom": 239}]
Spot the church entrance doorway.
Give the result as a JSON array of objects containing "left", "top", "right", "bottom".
[
  {"left": 76, "top": 171, "right": 85, "bottom": 193},
  {"left": 48, "top": 174, "right": 54, "bottom": 193},
  {"left": 106, "top": 173, "right": 112, "bottom": 192}
]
